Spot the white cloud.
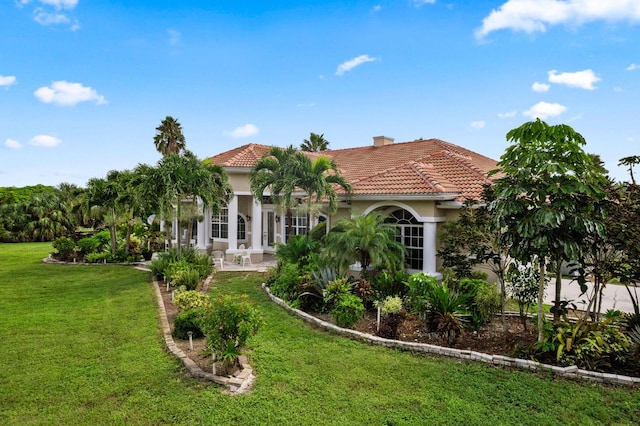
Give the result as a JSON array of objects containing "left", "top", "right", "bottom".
[
  {"left": 372, "top": 5, "right": 381, "bottom": 12},
  {"left": 296, "top": 102, "right": 316, "bottom": 108},
  {"left": 226, "top": 124, "right": 259, "bottom": 139},
  {"left": 0, "top": 75, "right": 17, "bottom": 87},
  {"left": 471, "top": 120, "right": 486, "bottom": 129},
  {"left": 498, "top": 110, "right": 517, "bottom": 118},
  {"left": 627, "top": 63, "right": 640, "bottom": 71},
  {"left": 548, "top": 69, "right": 600, "bottom": 90},
  {"left": 34, "top": 81, "right": 106, "bottom": 106},
  {"left": 39, "top": 0, "right": 78, "bottom": 9},
  {"left": 523, "top": 101, "right": 567, "bottom": 119},
  {"left": 5, "top": 139, "right": 22, "bottom": 149},
  {"left": 476, "top": 0, "right": 640, "bottom": 39},
  {"left": 614, "top": 86, "right": 623, "bottom": 92},
  {"left": 412, "top": 0, "right": 436, "bottom": 7},
  {"left": 335, "top": 55, "right": 378, "bottom": 76},
  {"left": 29, "top": 134, "right": 61, "bottom": 147},
  {"left": 168, "top": 29, "right": 181, "bottom": 46},
  {"left": 34, "top": 10, "right": 69, "bottom": 25},
  {"left": 532, "top": 82, "right": 550, "bottom": 92}
]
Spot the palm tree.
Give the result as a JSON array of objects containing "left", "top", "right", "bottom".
[
  {"left": 24, "top": 191, "right": 74, "bottom": 241},
  {"left": 154, "top": 116, "right": 186, "bottom": 157},
  {"left": 298, "top": 155, "right": 351, "bottom": 233},
  {"left": 323, "top": 212, "right": 406, "bottom": 276},
  {"left": 301, "top": 132, "right": 329, "bottom": 152},
  {"left": 619, "top": 155, "right": 640, "bottom": 184},
  {"left": 250, "top": 145, "right": 304, "bottom": 238},
  {"left": 139, "top": 151, "right": 232, "bottom": 252}
]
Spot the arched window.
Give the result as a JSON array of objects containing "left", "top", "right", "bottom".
[
  {"left": 386, "top": 209, "right": 423, "bottom": 270},
  {"left": 237, "top": 214, "right": 247, "bottom": 242}
]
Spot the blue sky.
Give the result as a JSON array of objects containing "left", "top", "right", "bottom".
[{"left": 1, "top": 0, "right": 639, "bottom": 187}]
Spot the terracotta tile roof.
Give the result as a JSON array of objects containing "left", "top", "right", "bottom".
[{"left": 207, "top": 138, "right": 497, "bottom": 201}]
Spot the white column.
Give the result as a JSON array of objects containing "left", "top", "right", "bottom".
[
  {"left": 251, "top": 198, "right": 262, "bottom": 249},
  {"left": 423, "top": 222, "right": 438, "bottom": 277},
  {"left": 228, "top": 196, "right": 238, "bottom": 250}
]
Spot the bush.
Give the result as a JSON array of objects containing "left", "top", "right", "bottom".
[
  {"left": 376, "top": 296, "right": 404, "bottom": 339},
  {"left": 474, "top": 283, "right": 500, "bottom": 323},
  {"left": 86, "top": 252, "right": 109, "bottom": 263},
  {"left": 171, "top": 266, "right": 201, "bottom": 290},
  {"left": 371, "top": 270, "right": 409, "bottom": 300},
  {"left": 200, "top": 294, "right": 263, "bottom": 370},
  {"left": 52, "top": 237, "right": 77, "bottom": 261},
  {"left": 323, "top": 278, "right": 352, "bottom": 310},
  {"left": 172, "top": 309, "right": 205, "bottom": 340},
  {"left": 174, "top": 290, "right": 210, "bottom": 312},
  {"left": 76, "top": 236, "right": 102, "bottom": 257},
  {"left": 332, "top": 294, "right": 364, "bottom": 329},
  {"left": 270, "top": 262, "right": 302, "bottom": 301},
  {"left": 309, "top": 221, "right": 327, "bottom": 242},
  {"left": 405, "top": 272, "right": 438, "bottom": 314}
]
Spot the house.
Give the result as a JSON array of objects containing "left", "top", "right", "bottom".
[{"left": 192, "top": 136, "right": 497, "bottom": 277}]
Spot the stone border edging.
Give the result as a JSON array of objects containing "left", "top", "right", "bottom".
[
  {"left": 153, "top": 279, "right": 254, "bottom": 394},
  {"left": 262, "top": 283, "right": 640, "bottom": 387}
]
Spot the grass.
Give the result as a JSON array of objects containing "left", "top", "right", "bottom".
[{"left": 1, "top": 243, "right": 639, "bottom": 425}]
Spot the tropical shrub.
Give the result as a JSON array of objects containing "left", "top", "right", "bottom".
[
  {"left": 548, "top": 319, "right": 631, "bottom": 370},
  {"left": 173, "top": 290, "right": 210, "bottom": 312},
  {"left": 371, "top": 270, "right": 409, "bottom": 301},
  {"left": 275, "top": 235, "right": 320, "bottom": 268},
  {"left": 200, "top": 294, "right": 263, "bottom": 373},
  {"left": 332, "top": 294, "right": 364, "bottom": 329},
  {"left": 323, "top": 278, "right": 352, "bottom": 310},
  {"left": 405, "top": 272, "right": 438, "bottom": 314},
  {"left": 269, "top": 262, "right": 302, "bottom": 301},
  {"left": 474, "top": 282, "right": 501, "bottom": 323},
  {"left": 86, "top": 252, "right": 109, "bottom": 263},
  {"left": 353, "top": 278, "right": 374, "bottom": 307},
  {"left": 425, "top": 283, "right": 471, "bottom": 344},
  {"left": 76, "top": 235, "right": 102, "bottom": 257},
  {"left": 52, "top": 236, "right": 77, "bottom": 261},
  {"left": 309, "top": 221, "right": 327, "bottom": 242},
  {"left": 376, "top": 295, "right": 404, "bottom": 339},
  {"left": 172, "top": 308, "right": 205, "bottom": 340},
  {"left": 170, "top": 266, "right": 201, "bottom": 290}
]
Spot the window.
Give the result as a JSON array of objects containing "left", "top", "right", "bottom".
[
  {"left": 237, "top": 215, "right": 246, "bottom": 241},
  {"left": 386, "top": 209, "right": 423, "bottom": 270},
  {"left": 285, "top": 214, "right": 307, "bottom": 239},
  {"left": 211, "top": 207, "right": 247, "bottom": 241},
  {"left": 211, "top": 207, "right": 229, "bottom": 239}
]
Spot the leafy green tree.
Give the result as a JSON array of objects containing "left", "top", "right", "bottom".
[
  {"left": 301, "top": 132, "right": 330, "bottom": 152},
  {"left": 87, "top": 171, "right": 125, "bottom": 255},
  {"left": 323, "top": 212, "right": 405, "bottom": 276},
  {"left": 153, "top": 115, "right": 186, "bottom": 157},
  {"left": 489, "top": 119, "right": 608, "bottom": 341}
]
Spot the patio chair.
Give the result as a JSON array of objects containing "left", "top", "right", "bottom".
[
  {"left": 211, "top": 250, "right": 224, "bottom": 270},
  {"left": 241, "top": 247, "right": 252, "bottom": 266}
]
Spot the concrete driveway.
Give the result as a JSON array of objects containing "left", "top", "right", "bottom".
[{"left": 544, "top": 278, "right": 638, "bottom": 314}]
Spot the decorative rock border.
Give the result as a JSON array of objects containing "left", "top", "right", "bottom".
[
  {"left": 153, "top": 279, "right": 255, "bottom": 394},
  {"left": 262, "top": 283, "right": 640, "bottom": 387}
]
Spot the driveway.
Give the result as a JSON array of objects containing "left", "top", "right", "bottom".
[{"left": 544, "top": 278, "right": 638, "bottom": 314}]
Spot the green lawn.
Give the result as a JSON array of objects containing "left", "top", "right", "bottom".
[{"left": 1, "top": 243, "right": 639, "bottom": 425}]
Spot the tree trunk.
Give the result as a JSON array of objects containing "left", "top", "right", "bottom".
[
  {"left": 553, "top": 265, "right": 562, "bottom": 322},
  {"left": 537, "top": 260, "right": 546, "bottom": 343},
  {"left": 499, "top": 278, "right": 508, "bottom": 335}
]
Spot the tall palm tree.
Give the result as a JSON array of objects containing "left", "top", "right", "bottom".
[
  {"left": 298, "top": 155, "right": 351, "bottom": 233},
  {"left": 300, "top": 132, "right": 329, "bottom": 152},
  {"left": 139, "top": 151, "right": 232, "bottom": 252},
  {"left": 250, "top": 145, "right": 304, "bottom": 238},
  {"left": 154, "top": 116, "right": 186, "bottom": 157},
  {"left": 323, "top": 212, "right": 405, "bottom": 276}
]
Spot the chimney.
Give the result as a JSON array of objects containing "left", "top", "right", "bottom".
[{"left": 373, "top": 136, "right": 394, "bottom": 147}]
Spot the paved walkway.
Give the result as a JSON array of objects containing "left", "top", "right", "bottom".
[{"left": 544, "top": 278, "right": 638, "bottom": 314}]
